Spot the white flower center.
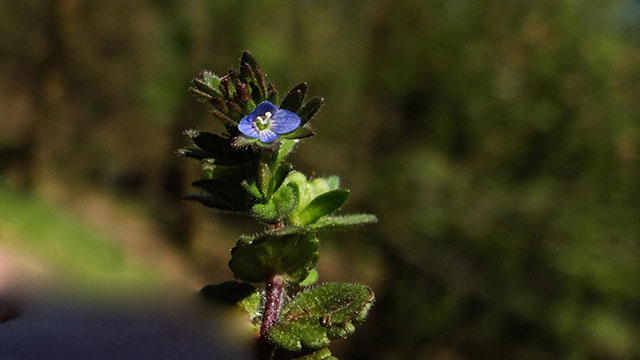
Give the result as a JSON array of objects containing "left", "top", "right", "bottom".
[{"left": 256, "top": 111, "right": 272, "bottom": 126}]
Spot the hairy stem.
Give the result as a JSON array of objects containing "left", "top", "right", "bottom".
[{"left": 260, "top": 274, "right": 283, "bottom": 337}]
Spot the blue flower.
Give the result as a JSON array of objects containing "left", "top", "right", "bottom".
[{"left": 238, "top": 101, "right": 301, "bottom": 143}]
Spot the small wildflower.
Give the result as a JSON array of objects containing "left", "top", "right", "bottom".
[{"left": 238, "top": 101, "right": 301, "bottom": 143}]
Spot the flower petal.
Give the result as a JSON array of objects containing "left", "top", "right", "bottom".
[
  {"left": 238, "top": 115, "right": 259, "bottom": 138},
  {"left": 259, "top": 129, "right": 278, "bottom": 143},
  {"left": 270, "top": 109, "right": 301, "bottom": 134},
  {"left": 251, "top": 101, "right": 278, "bottom": 117}
]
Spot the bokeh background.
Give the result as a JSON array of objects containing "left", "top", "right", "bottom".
[{"left": 2, "top": 0, "right": 640, "bottom": 359}]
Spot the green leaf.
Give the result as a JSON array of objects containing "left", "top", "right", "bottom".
[
  {"left": 291, "top": 348, "right": 337, "bottom": 360},
  {"left": 272, "top": 162, "right": 294, "bottom": 194},
  {"left": 241, "top": 50, "right": 260, "bottom": 73},
  {"left": 189, "top": 71, "right": 222, "bottom": 103},
  {"left": 192, "top": 132, "right": 228, "bottom": 153},
  {"left": 236, "top": 226, "right": 310, "bottom": 246},
  {"left": 267, "top": 282, "right": 374, "bottom": 351},
  {"left": 241, "top": 180, "right": 263, "bottom": 200},
  {"left": 280, "top": 82, "right": 307, "bottom": 112},
  {"left": 239, "top": 291, "right": 264, "bottom": 328},
  {"left": 189, "top": 87, "right": 217, "bottom": 104},
  {"left": 241, "top": 214, "right": 376, "bottom": 242},
  {"left": 252, "top": 183, "right": 298, "bottom": 223},
  {"left": 184, "top": 193, "right": 236, "bottom": 211},
  {"left": 248, "top": 81, "right": 264, "bottom": 104},
  {"left": 280, "top": 126, "right": 315, "bottom": 140},
  {"left": 296, "top": 190, "right": 350, "bottom": 226},
  {"left": 253, "top": 68, "right": 267, "bottom": 99},
  {"left": 234, "top": 79, "right": 252, "bottom": 109},
  {"left": 202, "top": 70, "right": 222, "bottom": 90},
  {"left": 276, "top": 139, "right": 297, "bottom": 164},
  {"left": 266, "top": 83, "right": 279, "bottom": 105},
  {"left": 283, "top": 172, "right": 333, "bottom": 211},
  {"left": 232, "top": 135, "right": 259, "bottom": 149},
  {"left": 206, "top": 162, "right": 252, "bottom": 182},
  {"left": 200, "top": 281, "right": 256, "bottom": 305},
  {"left": 211, "top": 109, "right": 238, "bottom": 128},
  {"left": 190, "top": 132, "right": 253, "bottom": 165},
  {"left": 298, "top": 96, "right": 324, "bottom": 126},
  {"left": 310, "top": 214, "right": 378, "bottom": 231},
  {"left": 190, "top": 179, "right": 253, "bottom": 211},
  {"left": 258, "top": 161, "right": 273, "bottom": 198},
  {"left": 229, "top": 232, "right": 319, "bottom": 283},
  {"left": 240, "top": 60, "right": 256, "bottom": 84},
  {"left": 325, "top": 176, "right": 340, "bottom": 190},
  {"left": 299, "top": 268, "right": 319, "bottom": 287},
  {"left": 244, "top": 139, "right": 281, "bottom": 152},
  {"left": 175, "top": 147, "right": 213, "bottom": 161}
]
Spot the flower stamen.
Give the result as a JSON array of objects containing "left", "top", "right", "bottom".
[{"left": 256, "top": 111, "right": 272, "bottom": 125}]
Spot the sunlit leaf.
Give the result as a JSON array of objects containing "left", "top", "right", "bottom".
[
  {"left": 296, "top": 190, "right": 350, "bottom": 225},
  {"left": 252, "top": 183, "right": 298, "bottom": 223},
  {"left": 267, "top": 282, "right": 374, "bottom": 351},
  {"left": 291, "top": 347, "right": 337, "bottom": 360},
  {"left": 310, "top": 214, "right": 378, "bottom": 231}
]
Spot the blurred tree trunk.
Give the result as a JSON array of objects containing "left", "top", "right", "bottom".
[
  {"left": 22, "top": 0, "right": 68, "bottom": 190},
  {"left": 154, "top": 0, "right": 206, "bottom": 247}
]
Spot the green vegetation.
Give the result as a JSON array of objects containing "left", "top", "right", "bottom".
[
  {"left": 0, "top": 183, "right": 158, "bottom": 290},
  {"left": 2, "top": 0, "right": 640, "bottom": 358}
]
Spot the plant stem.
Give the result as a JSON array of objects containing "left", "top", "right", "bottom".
[{"left": 260, "top": 274, "right": 283, "bottom": 337}]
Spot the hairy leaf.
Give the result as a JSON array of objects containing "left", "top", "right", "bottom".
[
  {"left": 280, "top": 126, "right": 315, "bottom": 140},
  {"left": 310, "top": 214, "right": 378, "bottom": 231},
  {"left": 296, "top": 190, "right": 350, "bottom": 225},
  {"left": 276, "top": 139, "right": 297, "bottom": 165},
  {"left": 189, "top": 71, "right": 222, "bottom": 104},
  {"left": 241, "top": 50, "right": 260, "bottom": 73},
  {"left": 190, "top": 178, "right": 253, "bottom": 211},
  {"left": 291, "top": 348, "right": 336, "bottom": 360},
  {"left": 325, "top": 176, "right": 340, "bottom": 190},
  {"left": 280, "top": 82, "right": 307, "bottom": 112},
  {"left": 299, "top": 268, "right": 319, "bottom": 287},
  {"left": 229, "top": 232, "right": 319, "bottom": 283},
  {"left": 298, "top": 96, "right": 324, "bottom": 126},
  {"left": 175, "top": 147, "right": 213, "bottom": 161},
  {"left": 267, "top": 283, "right": 374, "bottom": 351},
  {"left": 266, "top": 83, "right": 279, "bottom": 105},
  {"left": 202, "top": 70, "right": 222, "bottom": 91},
  {"left": 184, "top": 194, "right": 236, "bottom": 211},
  {"left": 232, "top": 135, "right": 259, "bottom": 149},
  {"left": 272, "top": 163, "right": 294, "bottom": 194},
  {"left": 258, "top": 161, "right": 272, "bottom": 198},
  {"left": 191, "top": 132, "right": 253, "bottom": 165},
  {"left": 241, "top": 180, "right": 263, "bottom": 200},
  {"left": 252, "top": 183, "right": 298, "bottom": 223}
]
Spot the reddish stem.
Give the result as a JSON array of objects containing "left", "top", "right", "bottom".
[{"left": 260, "top": 274, "right": 283, "bottom": 337}]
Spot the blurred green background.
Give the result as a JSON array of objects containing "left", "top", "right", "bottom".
[{"left": 2, "top": 0, "right": 640, "bottom": 359}]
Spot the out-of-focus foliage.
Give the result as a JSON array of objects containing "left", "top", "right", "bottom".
[
  {"left": 2, "top": 0, "right": 640, "bottom": 359},
  {"left": 0, "top": 183, "right": 158, "bottom": 289}
]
